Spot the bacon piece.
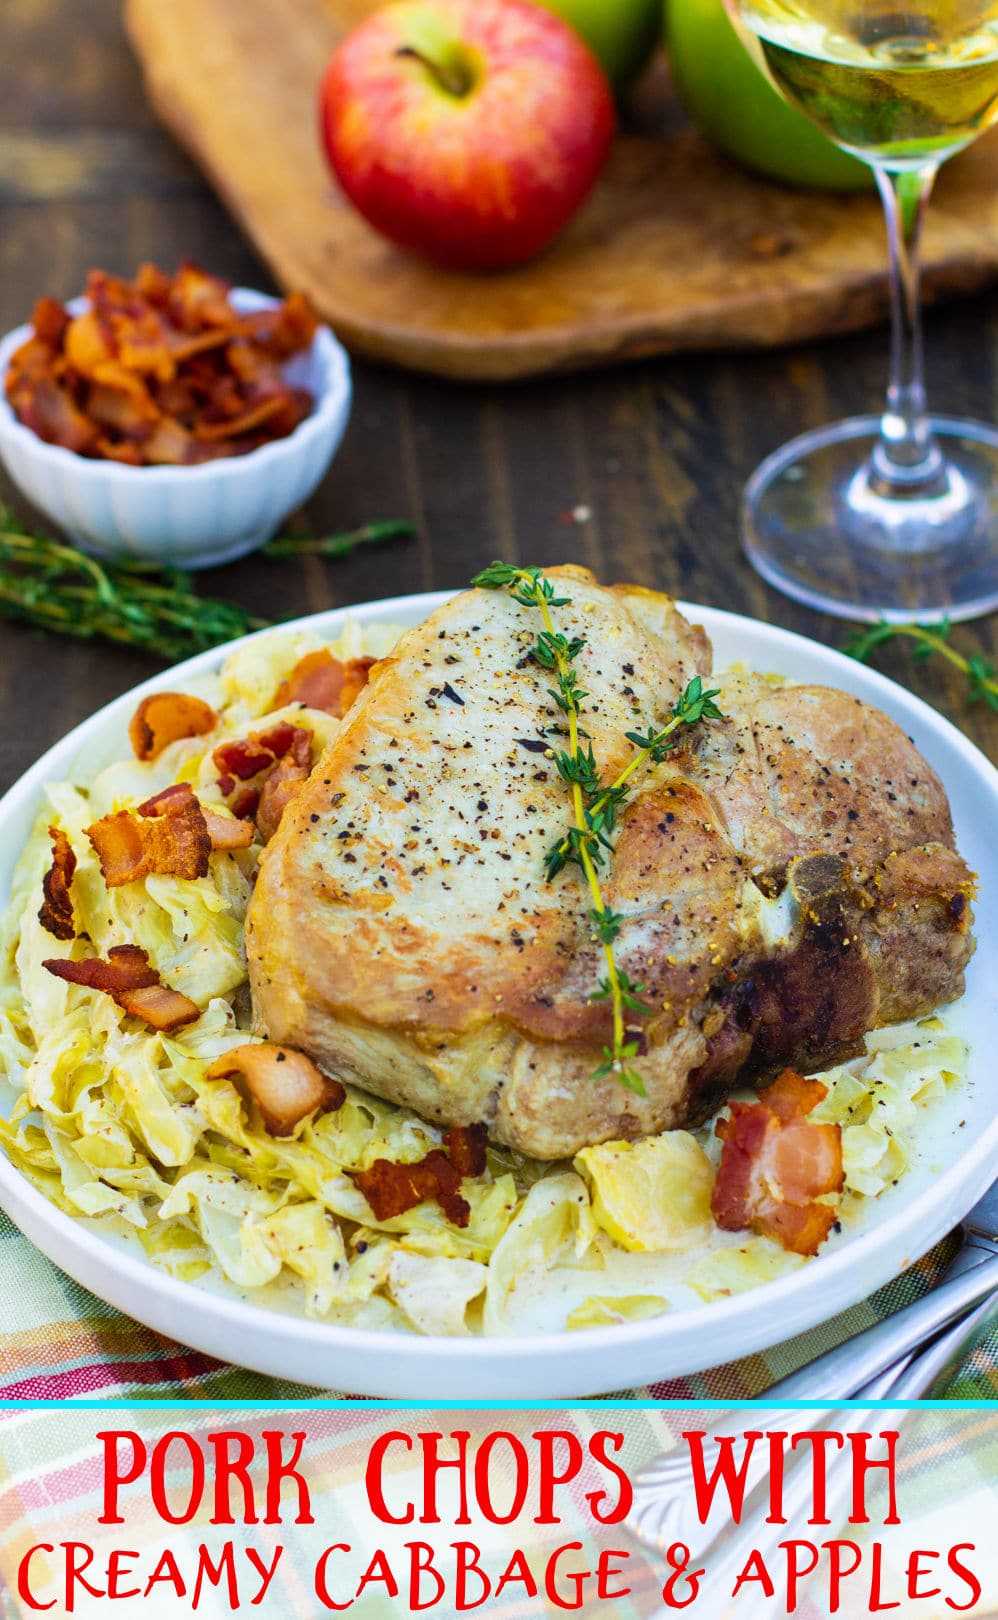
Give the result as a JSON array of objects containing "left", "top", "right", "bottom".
[
  {"left": 213, "top": 736, "right": 280, "bottom": 783},
  {"left": 137, "top": 782, "right": 255, "bottom": 851},
  {"left": 47, "top": 941, "right": 154, "bottom": 989},
  {"left": 109, "top": 304, "right": 176, "bottom": 383},
  {"left": 202, "top": 807, "right": 256, "bottom": 850},
  {"left": 115, "top": 982, "right": 202, "bottom": 1030},
  {"left": 167, "top": 327, "right": 232, "bottom": 364},
  {"left": 231, "top": 787, "right": 261, "bottom": 822},
  {"left": 205, "top": 1043, "right": 345, "bottom": 1137},
  {"left": 38, "top": 826, "right": 77, "bottom": 941},
  {"left": 11, "top": 374, "right": 99, "bottom": 454},
  {"left": 755, "top": 1067, "right": 830, "bottom": 1122},
  {"left": 86, "top": 798, "right": 211, "bottom": 886},
  {"left": 31, "top": 297, "right": 70, "bottom": 347},
  {"left": 86, "top": 379, "right": 160, "bottom": 441},
  {"left": 256, "top": 753, "right": 310, "bottom": 843},
  {"left": 136, "top": 782, "right": 196, "bottom": 817},
  {"left": 167, "top": 262, "right": 237, "bottom": 331},
  {"left": 135, "top": 262, "right": 173, "bottom": 306},
  {"left": 143, "top": 416, "right": 194, "bottom": 465},
  {"left": 95, "top": 434, "right": 144, "bottom": 465},
  {"left": 237, "top": 291, "right": 319, "bottom": 360},
  {"left": 353, "top": 1122, "right": 490, "bottom": 1228},
  {"left": 193, "top": 395, "right": 287, "bottom": 441},
  {"left": 444, "top": 1123, "right": 489, "bottom": 1178},
  {"left": 355, "top": 1151, "right": 470, "bottom": 1228},
  {"left": 711, "top": 1068, "right": 844, "bottom": 1257},
  {"left": 6, "top": 332, "right": 60, "bottom": 383},
  {"left": 214, "top": 722, "right": 313, "bottom": 843},
  {"left": 43, "top": 943, "right": 199, "bottom": 1032},
  {"left": 64, "top": 308, "right": 114, "bottom": 376},
  {"left": 129, "top": 692, "right": 218, "bottom": 762},
  {"left": 224, "top": 339, "right": 285, "bottom": 395},
  {"left": 272, "top": 650, "right": 376, "bottom": 718},
  {"left": 256, "top": 721, "right": 311, "bottom": 761}
]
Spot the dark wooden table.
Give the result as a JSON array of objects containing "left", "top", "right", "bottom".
[{"left": 1, "top": 0, "right": 996, "bottom": 797}]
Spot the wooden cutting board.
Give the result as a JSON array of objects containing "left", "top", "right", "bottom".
[{"left": 126, "top": 0, "right": 998, "bottom": 381}]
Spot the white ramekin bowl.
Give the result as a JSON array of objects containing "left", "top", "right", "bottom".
[{"left": 0, "top": 288, "right": 352, "bottom": 570}]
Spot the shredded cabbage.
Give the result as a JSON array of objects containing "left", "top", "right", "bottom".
[
  {"left": 483, "top": 1174, "right": 599, "bottom": 1334},
  {"left": 566, "top": 1295, "right": 668, "bottom": 1330},
  {"left": 687, "top": 1240, "right": 806, "bottom": 1301},
  {"left": 810, "top": 1017, "right": 964, "bottom": 1198},
  {"left": 387, "top": 1252, "right": 488, "bottom": 1336},
  {"left": 0, "top": 624, "right": 969, "bottom": 1337},
  {"left": 575, "top": 1132, "right": 715, "bottom": 1253}
]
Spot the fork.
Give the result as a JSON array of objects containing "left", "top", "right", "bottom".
[
  {"left": 629, "top": 1367, "right": 904, "bottom": 1620},
  {"left": 629, "top": 1302, "right": 998, "bottom": 1620},
  {"left": 763, "top": 1175, "right": 998, "bottom": 1402},
  {"left": 627, "top": 1202, "right": 998, "bottom": 1616},
  {"left": 627, "top": 1329, "right": 985, "bottom": 1620},
  {"left": 862, "top": 1285, "right": 998, "bottom": 1399}
]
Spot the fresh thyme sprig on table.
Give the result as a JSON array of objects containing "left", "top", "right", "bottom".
[
  {"left": 262, "top": 519, "right": 416, "bottom": 559},
  {"left": 473, "top": 561, "right": 723, "bottom": 1095},
  {"left": 0, "top": 515, "right": 266, "bottom": 660},
  {"left": 0, "top": 508, "right": 414, "bottom": 660},
  {"left": 844, "top": 619, "right": 998, "bottom": 711}
]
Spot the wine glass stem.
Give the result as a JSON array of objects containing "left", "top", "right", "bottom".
[{"left": 870, "top": 162, "right": 945, "bottom": 493}]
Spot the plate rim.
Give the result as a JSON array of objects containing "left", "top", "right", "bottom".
[{"left": 0, "top": 588, "right": 995, "bottom": 1386}]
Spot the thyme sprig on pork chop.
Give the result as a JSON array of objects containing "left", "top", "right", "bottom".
[{"left": 473, "top": 561, "right": 723, "bottom": 1096}]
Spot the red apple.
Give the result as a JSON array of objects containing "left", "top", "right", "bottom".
[{"left": 319, "top": 0, "right": 616, "bottom": 271}]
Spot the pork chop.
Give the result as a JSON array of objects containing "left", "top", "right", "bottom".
[{"left": 246, "top": 569, "right": 974, "bottom": 1159}]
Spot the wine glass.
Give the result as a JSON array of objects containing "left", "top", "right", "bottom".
[{"left": 724, "top": 0, "right": 998, "bottom": 621}]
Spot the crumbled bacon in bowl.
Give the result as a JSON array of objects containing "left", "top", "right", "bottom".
[
  {"left": 3, "top": 263, "right": 319, "bottom": 466},
  {"left": 0, "top": 285, "right": 350, "bottom": 570}
]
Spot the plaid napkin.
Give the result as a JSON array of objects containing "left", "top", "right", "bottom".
[{"left": 1, "top": 1207, "right": 994, "bottom": 1401}]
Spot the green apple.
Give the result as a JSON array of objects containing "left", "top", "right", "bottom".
[
  {"left": 535, "top": 0, "right": 661, "bottom": 87},
  {"left": 664, "top": 0, "right": 872, "bottom": 189}
]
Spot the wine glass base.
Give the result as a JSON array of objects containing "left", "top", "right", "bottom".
[{"left": 742, "top": 415, "right": 998, "bottom": 623}]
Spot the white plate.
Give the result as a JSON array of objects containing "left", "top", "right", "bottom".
[{"left": 0, "top": 593, "right": 995, "bottom": 1398}]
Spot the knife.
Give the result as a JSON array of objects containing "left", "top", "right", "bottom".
[{"left": 762, "top": 1177, "right": 998, "bottom": 1403}]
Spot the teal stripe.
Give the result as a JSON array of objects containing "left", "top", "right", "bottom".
[{"left": 3, "top": 1398, "right": 997, "bottom": 1410}]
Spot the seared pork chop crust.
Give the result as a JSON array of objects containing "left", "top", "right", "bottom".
[{"left": 247, "top": 572, "right": 975, "bottom": 1159}]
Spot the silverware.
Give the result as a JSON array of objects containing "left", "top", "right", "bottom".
[
  {"left": 691, "top": 1392, "right": 898, "bottom": 1620},
  {"left": 626, "top": 1183, "right": 998, "bottom": 1607},
  {"left": 628, "top": 1305, "right": 997, "bottom": 1619},
  {"left": 627, "top": 1368, "right": 903, "bottom": 1619},
  {"left": 862, "top": 1286, "right": 998, "bottom": 1399},
  {"left": 762, "top": 1177, "right": 998, "bottom": 1402}
]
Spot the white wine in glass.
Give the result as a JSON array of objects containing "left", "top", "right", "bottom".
[{"left": 725, "top": 0, "right": 998, "bottom": 620}]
